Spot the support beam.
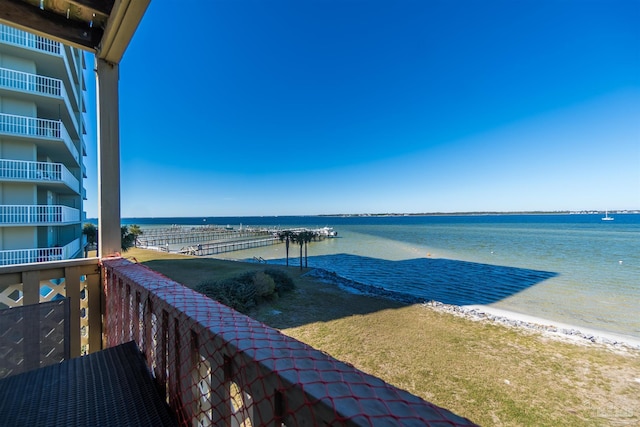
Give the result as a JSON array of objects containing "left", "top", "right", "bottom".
[
  {"left": 98, "top": 0, "right": 151, "bottom": 63},
  {"left": 66, "top": 0, "right": 115, "bottom": 18},
  {"left": 0, "top": 0, "right": 102, "bottom": 51},
  {"left": 96, "top": 57, "right": 121, "bottom": 257}
]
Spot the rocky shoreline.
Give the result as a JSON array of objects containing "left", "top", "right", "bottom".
[{"left": 305, "top": 268, "right": 640, "bottom": 353}]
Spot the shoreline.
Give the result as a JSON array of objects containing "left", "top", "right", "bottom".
[{"left": 305, "top": 268, "right": 640, "bottom": 352}]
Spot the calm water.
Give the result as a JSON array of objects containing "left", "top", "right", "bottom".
[{"left": 126, "top": 214, "right": 640, "bottom": 338}]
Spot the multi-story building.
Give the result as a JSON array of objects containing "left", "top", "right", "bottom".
[{"left": 0, "top": 24, "right": 87, "bottom": 266}]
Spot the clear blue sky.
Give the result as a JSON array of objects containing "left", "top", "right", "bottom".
[{"left": 84, "top": 0, "right": 639, "bottom": 218}]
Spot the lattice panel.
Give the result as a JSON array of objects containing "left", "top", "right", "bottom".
[
  {"left": 39, "top": 277, "right": 66, "bottom": 303},
  {"left": 0, "top": 284, "right": 23, "bottom": 309},
  {"left": 0, "top": 277, "right": 68, "bottom": 308},
  {"left": 79, "top": 275, "right": 89, "bottom": 354},
  {"left": 0, "top": 272, "right": 94, "bottom": 357},
  {"left": 0, "top": 299, "right": 69, "bottom": 378}
]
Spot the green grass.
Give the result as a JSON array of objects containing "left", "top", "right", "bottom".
[{"left": 125, "top": 248, "right": 640, "bottom": 426}]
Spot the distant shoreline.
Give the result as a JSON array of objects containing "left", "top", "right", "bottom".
[
  {"left": 87, "top": 210, "right": 640, "bottom": 223},
  {"left": 316, "top": 210, "right": 640, "bottom": 217}
]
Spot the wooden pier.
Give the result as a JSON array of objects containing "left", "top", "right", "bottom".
[
  {"left": 178, "top": 236, "right": 280, "bottom": 256},
  {"left": 137, "top": 225, "right": 336, "bottom": 256},
  {"left": 137, "top": 226, "right": 270, "bottom": 246}
]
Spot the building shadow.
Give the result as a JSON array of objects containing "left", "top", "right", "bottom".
[
  {"left": 140, "top": 252, "right": 558, "bottom": 330},
  {"left": 262, "top": 253, "right": 558, "bottom": 306}
]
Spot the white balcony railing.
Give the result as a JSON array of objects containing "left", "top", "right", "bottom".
[
  {"left": 0, "top": 238, "right": 82, "bottom": 266},
  {"left": 0, "top": 24, "right": 62, "bottom": 55},
  {"left": 0, "top": 25, "right": 83, "bottom": 115},
  {"left": 0, "top": 159, "right": 80, "bottom": 192},
  {"left": 0, "top": 66, "right": 64, "bottom": 97},
  {"left": 0, "top": 113, "right": 80, "bottom": 163},
  {"left": 0, "top": 205, "right": 80, "bottom": 225},
  {"left": 0, "top": 66, "right": 80, "bottom": 136}
]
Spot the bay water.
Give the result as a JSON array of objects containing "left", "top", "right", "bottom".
[{"left": 127, "top": 214, "right": 640, "bottom": 339}]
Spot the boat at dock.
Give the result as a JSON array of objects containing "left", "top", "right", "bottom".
[{"left": 318, "top": 227, "right": 338, "bottom": 237}]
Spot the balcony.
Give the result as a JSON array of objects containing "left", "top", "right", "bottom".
[
  {"left": 0, "top": 113, "right": 80, "bottom": 165},
  {"left": 0, "top": 205, "right": 80, "bottom": 226},
  {"left": 64, "top": 44, "right": 81, "bottom": 85},
  {"left": 0, "top": 67, "right": 80, "bottom": 138},
  {"left": 0, "top": 65, "right": 62, "bottom": 96},
  {"left": 0, "top": 159, "right": 80, "bottom": 193},
  {"left": 0, "top": 258, "right": 474, "bottom": 425},
  {"left": 0, "top": 238, "right": 82, "bottom": 267},
  {"left": 0, "top": 24, "right": 61, "bottom": 55},
  {"left": 0, "top": 6, "right": 475, "bottom": 425},
  {"left": 0, "top": 24, "right": 83, "bottom": 114}
]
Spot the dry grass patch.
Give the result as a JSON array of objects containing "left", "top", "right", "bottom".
[{"left": 278, "top": 306, "right": 640, "bottom": 426}]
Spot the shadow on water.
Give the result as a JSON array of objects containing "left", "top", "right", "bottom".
[
  {"left": 269, "top": 253, "right": 558, "bottom": 306},
  {"left": 139, "top": 253, "right": 558, "bottom": 330}
]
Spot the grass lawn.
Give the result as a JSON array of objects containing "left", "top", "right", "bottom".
[{"left": 124, "top": 248, "right": 640, "bottom": 426}]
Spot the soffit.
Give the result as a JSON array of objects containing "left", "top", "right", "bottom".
[{"left": 0, "top": 0, "right": 150, "bottom": 63}]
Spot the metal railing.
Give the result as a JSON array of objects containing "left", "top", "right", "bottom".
[
  {"left": 0, "top": 159, "right": 80, "bottom": 192},
  {"left": 0, "top": 66, "right": 64, "bottom": 97},
  {"left": 0, "top": 205, "right": 80, "bottom": 225},
  {"left": 0, "top": 238, "right": 82, "bottom": 267},
  {"left": 0, "top": 113, "right": 80, "bottom": 163},
  {"left": 0, "top": 24, "right": 61, "bottom": 54},
  {"left": 0, "top": 66, "right": 80, "bottom": 141}
]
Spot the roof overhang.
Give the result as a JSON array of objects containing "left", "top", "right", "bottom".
[{"left": 0, "top": 0, "right": 150, "bottom": 64}]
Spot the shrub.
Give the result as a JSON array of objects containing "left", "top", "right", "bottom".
[
  {"left": 196, "top": 269, "right": 295, "bottom": 313},
  {"left": 236, "top": 271, "right": 255, "bottom": 285},
  {"left": 264, "top": 269, "right": 295, "bottom": 295},
  {"left": 252, "top": 271, "right": 276, "bottom": 299},
  {"left": 196, "top": 278, "right": 257, "bottom": 313}
]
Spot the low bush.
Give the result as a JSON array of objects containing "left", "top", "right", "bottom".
[
  {"left": 264, "top": 268, "right": 295, "bottom": 295},
  {"left": 196, "top": 269, "right": 295, "bottom": 313},
  {"left": 253, "top": 271, "right": 276, "bottom": 298},
  {"left": 196, "top": 278, "right": 257, "bottom": 312}
]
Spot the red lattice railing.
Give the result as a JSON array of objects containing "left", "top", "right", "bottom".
[{"left": 103, "top": 258, "right": 477, "bottom": 426}]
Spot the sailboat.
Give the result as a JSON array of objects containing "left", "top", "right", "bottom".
[{"left": 601, "top": 210, "right": 614, "bottom": 221}]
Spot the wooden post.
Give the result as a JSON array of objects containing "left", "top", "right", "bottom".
[
  {"left": 22, "top": 271, "right": 40, "bottom": 371},
  {"left": 96, "top": 58, "right": 121, "bottom": 258},
  {"left": 65, "top": 265, "right": 81, "bottom": 358},
  {"left": 87, "top": 271, "right": 102, "bottom": 353}
]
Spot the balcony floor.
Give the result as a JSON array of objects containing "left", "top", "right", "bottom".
[{"left": 0, "top": 341, "right": 177, "bottom": 426}]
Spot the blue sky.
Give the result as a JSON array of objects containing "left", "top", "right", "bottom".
[{"left": 84, "top": 0, "right": 639, "bottom": 218}]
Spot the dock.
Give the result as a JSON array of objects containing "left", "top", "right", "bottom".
[
  {"left": 137, "top": 226, "right": 268, "bottom": 246},
  {"left": 178, "top": 236, "right": 280, "bottom": 256},
  {"left": 137, "top": 225, "right": 337, "bottom": 256}
]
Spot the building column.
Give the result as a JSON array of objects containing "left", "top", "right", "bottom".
[{"left": 96, "top": 58, "right": 121, "bottom": 257}]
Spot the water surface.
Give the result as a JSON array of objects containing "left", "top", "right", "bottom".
[{"left": 130, "top": 214, "right": 640, "bottom": 338}]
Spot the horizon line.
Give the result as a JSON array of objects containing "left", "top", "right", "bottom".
[{"left": 84, "top": 209, "right": 639, "bottom": 221}]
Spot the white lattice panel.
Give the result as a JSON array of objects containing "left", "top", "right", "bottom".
[{"left": 0, "top": 276, "right": 89, "bottom": 354}]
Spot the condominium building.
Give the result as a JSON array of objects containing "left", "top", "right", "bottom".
[{"left": 0, "top": 24, "right": 87, "bottom": 266}]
